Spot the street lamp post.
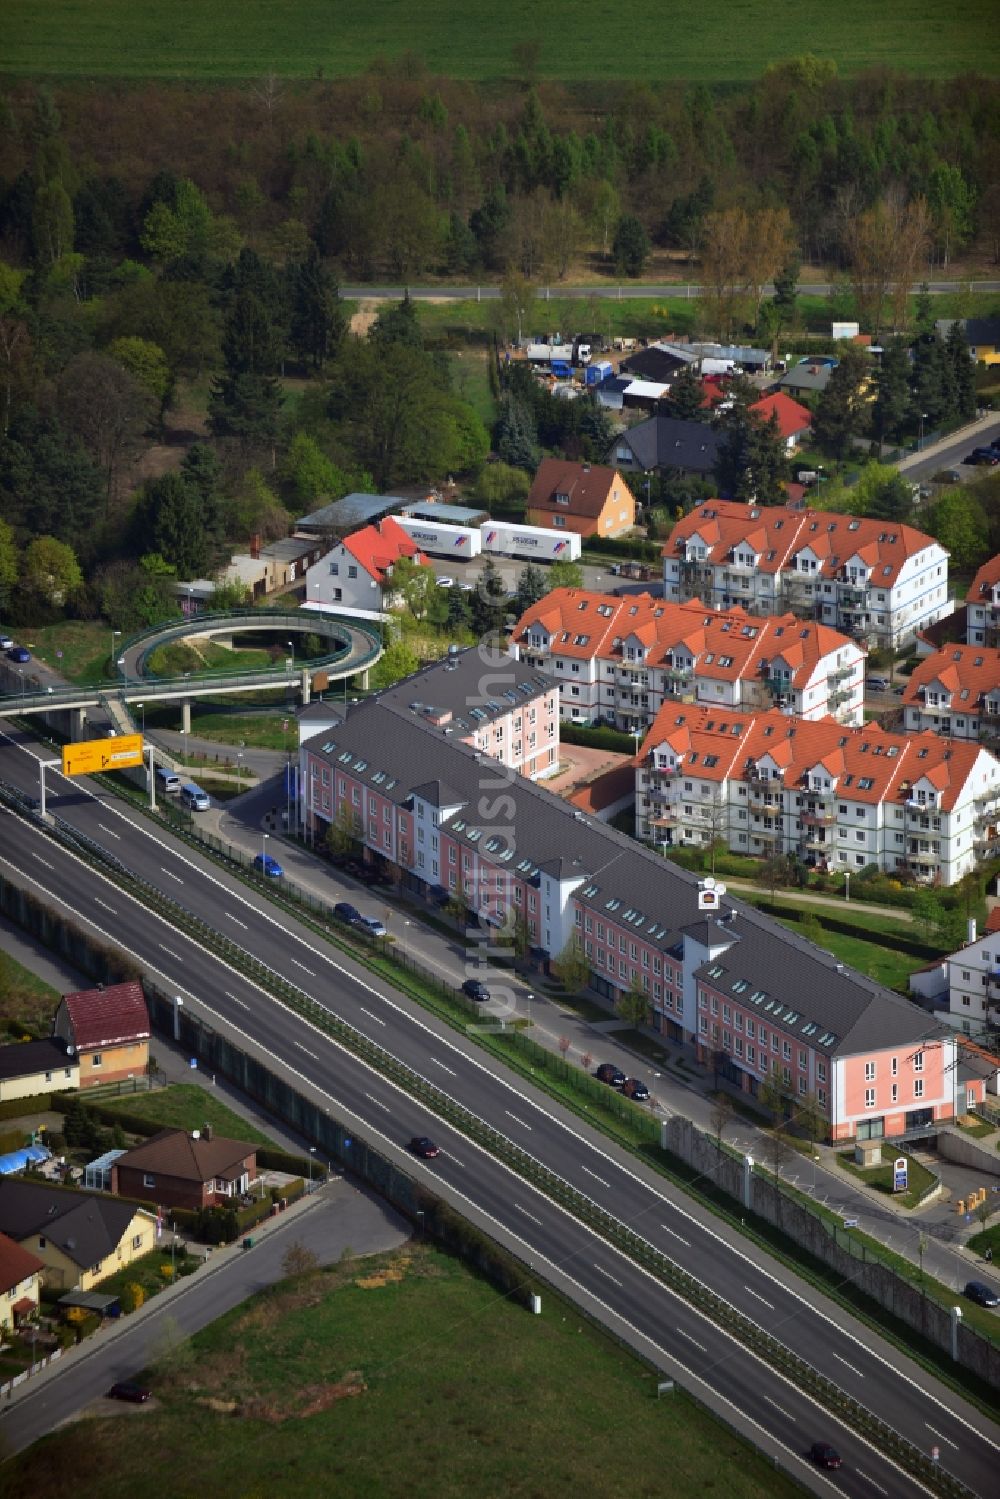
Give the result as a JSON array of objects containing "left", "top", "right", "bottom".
[
  {"left": 262, "top": 830, "right": 269, "bottom": 870},
  {"left": 111, "top": 628, "right": 121, "bottom": 675},
  {"left": 844, "top": 870, "right": 851, "bottom": 903},
  {"left": 919, "top": 411, "right": 928, "bottom": 451},
  {"left": 287, "top": 638, "right": 294, "bottom": 665},
  {"left": 308, "top": 1145, "right": 316, "bottom": 1190}
]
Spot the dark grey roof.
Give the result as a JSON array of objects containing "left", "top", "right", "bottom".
[
  {"left": 965, "top": 317, "right": 1000, "bottom": 347},
  {"left": 778, "top": 362, "right": 834, "bottom": 394},
  {"left": 0, "top": 1179, "right": 146, "bottom": 1269},
  {"left": 692, "top": 915, "right": 941, "bottom": 1058},
  {"left": 620, "top": 346, "right": 689, "bottom": 382},
  {"left": 409, "top": 779, "right": 466, "bottom": 809},
  {"left": 400, "top": 501, "right": 488, "bottom": 525},
  {"left": 311, "top": 687, "right": 942, "bottom": 1046},
  {"left": 296, "top": 493, "right": 406, "bottom": 533},
  {"left": 0, "top": 1038, "right": 73, "bottom": 1082},
  {"left": 612, "top": 417, "right": 722, "bottom": 475},
  {"left": 374, "top": 648, "right": 551, "bottom": 736}
]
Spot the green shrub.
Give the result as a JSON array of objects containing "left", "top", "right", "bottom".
[{"left": 560, "top": 722, "right": 635, "bottom": 752}]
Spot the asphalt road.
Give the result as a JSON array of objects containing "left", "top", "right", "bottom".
[
  {"left": 0, "top": 725, "right": 996, "bottom": 1495},
  {"left": 1, "top": 1180, "right": 408, "bottom": 1456},
  {"left": 342, "top": 281, "right": 1000, "bottom": 303},
  {"left": 901, "top": 419, "right": 1000, "bottom": 484}
]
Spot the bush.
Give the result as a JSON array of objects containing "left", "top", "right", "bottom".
[
  {"left": 560, "top": 722, "right": 634, "bottom": 752},
  {"left": 119, "top": 1281, "right": 145, "bottom": 1313}
]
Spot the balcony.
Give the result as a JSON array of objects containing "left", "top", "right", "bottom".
[
  {"left": 748, "top": 793, "right": 781, "bottom": 813},
  {"left": 839, "top": 585, "right": 867, "bottom": 606},
  {"left": 802, "top": 832, "right": 831, "bottom": 851},
  {"left": 828, "top": 687, "right": 852, "bottom": 710},
  {"left": 665, "top": 666, "right": 693, "bottom": 684},
  {"left": 829, "top": 662, "right": 855, "bottom": 684},
  {"left": 800, "top": 809, "right": 836, "bottom": 826},
  {"left": 652, "top": 809, "right": 682, "bottom": 827}
]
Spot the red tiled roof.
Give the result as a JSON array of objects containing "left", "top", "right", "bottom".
[
  {"left": 966, "top": 553, "right": 1000, "bottom": 604},
  {"left": 59, "top": 982, "right": 149, "bottom": 1050},
  {"left": 664, "top": 500, "right": 940, "bottom": 589},
  {"left": 749, "top": 392, "right": 813, "bottom": 440},
  {"left": 901, "top": 645, "right": 1000, "bottom": 711},
  {"left": 343, "top": 517, "right": 429, "bottom": 583},
  {"left": 984, "top": 907, "right": 1000, "bottom": 934},
  {"left": 639, "top": 703, "right": 989, "bottom": 810},
  {"left": 0, "top": 1230, "right": 44, "bottom": 1294},
  {"left": 526, "top": 459, "right": 634, "bottom": 521}
]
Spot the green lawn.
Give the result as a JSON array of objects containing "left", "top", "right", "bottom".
[
  {"left": 0, "top": 949, "right": 60, "bottom": 1036},
  {"left": 145, "top": 639, "right": 277, "bottom": 677},
  {"left": 734, "top": 894, "right": 923, "bottom": 992},
  {"left": 836, "top": 1146, "right": 937, "bottom": 1210},
  {"left": 0, "top": 1244, "right": 803, "bottom": 1499},
  {"left": 3, "top": 1, "right": 995, "bottom": 79},
  {"left": 99, "top": 1083, "right": 276, "bottom": 1146},
  {"left": 141, "top": 703, "right": 298, "bottom": 749},
  {"left": 18, "top": 621, "right": 116, "bottom": 685}
]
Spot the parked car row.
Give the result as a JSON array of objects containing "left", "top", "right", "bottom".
[
  {"left": 333, "top": 901, "right": 387, "bottom": 937},
  {"left": 964, "top": 439, "right": 1000, "bottom": 466},
  {"left": 4, "top": 642, "right": 30, "bottom": 662},
  {"left": 594, "top": 1062, "right": 649, "bottom": 1100}
]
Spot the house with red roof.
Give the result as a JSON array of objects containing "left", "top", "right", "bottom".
[
  {"left": 749, "top": 392, "right": 812, "bottom": 451},
  {"left": 512, "top": 588, "right": 865, "bottom": 729},
  {"left": 0, "top": 1231, "right": 44, "bottom": 1332},
  {"left": 634, "top": 703, "right": 1000, "bottom": 885},
  {"left": 304, "top": 517, "right": 431, "bottom": 616},
  {"left": 662, "top": 500, "right": 949, "bottom": 648},
  {"left": 965, "top": 553, "right": 1000, "bottom": 647},
  {"left": 526, "top": 459, "right": 636, "bottom": 539},
  {"left": 901, "top": 645, "right": 1000, "bottom": 742},
  {"left": 52, "top": 981, "right": 150, "bottom": 1090}
]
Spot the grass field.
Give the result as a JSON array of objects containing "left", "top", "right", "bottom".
[
  {"left": 0, "top": 1244, "right": 803, "bottom": 1499},
  {"left": 99, "top": 1083, "right": 276, "bottom": 1146},
  {"left": 17, "top": 621, "right": 114, "bottom": 685},
  {"left": 145, "top": 639, "right": 276, "bottom": 677},
  {"left": 0, "top": 947, "right": 59, "bottom": 1035},
  {"left": 2, "top": 2, "right": 996, "bottom": 81}
]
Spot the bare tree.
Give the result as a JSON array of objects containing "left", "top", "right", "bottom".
[
  {"left": 282, "top": 1241, "right": 319, "bottom": 1277},
  {"left": 743, "top": 207, "right": 794, "bottom": 328},
  {"left": 845, "top": 191, "right": 930, "bottom": 339},
  {"left": 699, "top": 208, "right": 750, "bottom": 341},
  {"left": 710, "top": 1091, "right": 734, "bottom": 1156},
  {"left": 253, "top": 71, "right": 284, "bottom": 126},
  {"left": 558, "top": 1034, "right": 572, "bottom": 1060}
]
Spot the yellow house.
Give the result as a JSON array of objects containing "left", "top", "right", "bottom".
[
  {"left": 965, "top": 317, "right": 1000, "bottom": 366},
  {"left": 0, "top": 1179, "right": 157, "bottom": 1292},
  {"left": 0, "top": 1230, "right": 44, "bottom": 1331},
  {"left": 52, "top": 981, "right": 150, "bottom": 1090},
  {"left": 0, "top": 1038, "right": 79, "bottom": 1103}
]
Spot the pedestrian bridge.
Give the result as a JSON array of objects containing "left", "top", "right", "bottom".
[{"left": 0, "top": 608, "right": 383, "bottom": 727}]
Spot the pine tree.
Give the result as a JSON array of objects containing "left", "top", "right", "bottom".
[
  {"left": 946, "top": 319, "right": 976, "bottom": 422},
  {"left": 289, "top": 246, "right": 345, "bottom": 372},
  {"left": 872, "top": 341, "right": 912, "bottom": 446},
  {"left": 494, "top": 392, "right": 539, "bottom": 471},
  {"left": 812, "top": 344, "right": 870, "bottom": 459},
  {"left": 664, "top": 364, "right": 705, "bottom": 421},
  {"left": 714, "top": 405, "right": 787, "bottom": 504}
]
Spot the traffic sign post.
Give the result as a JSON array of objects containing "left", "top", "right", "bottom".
[
  {"left": 62, "top": 733, "right": 143, "bottom": 776},
  {"left": 892, "top": 1156, "right": 908, "bottom": 1193}
]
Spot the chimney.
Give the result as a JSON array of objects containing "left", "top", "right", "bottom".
[
  {"left": 968, "top": 917, "right": 977, "bottom": 945},
  {"left": 203, "top": 1122, "right": 213, "bottom": 1141},
  {"left": 250, "top": 533, "right": 261, "bottom": 560}
]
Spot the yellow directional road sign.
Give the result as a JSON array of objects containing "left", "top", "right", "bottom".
[{"left": 62, "top": 734, "right": 143, "bottom": 776}]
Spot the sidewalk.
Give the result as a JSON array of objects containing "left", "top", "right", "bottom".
[{"left": 721, "top": 876, "right": 914, "bottom": 923}]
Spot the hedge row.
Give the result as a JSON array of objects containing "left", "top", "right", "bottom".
[
  {"left": 0, "top": 1090, "right": 54, "bottom": 1121},
  {"left": 751, "top": 900, "right": 942, "bottom": 961},
  {"left": 560, "top": 722, "right": 636, "bottom": 753},
  {"left": 580, "top": 535, "right": 662, "bottom": 563}
]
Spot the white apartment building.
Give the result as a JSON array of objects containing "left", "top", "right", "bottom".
[
  {"left": 663, "top": 500, "right": 950, "bottom": 648},
  {"left": 910, "top": 911, "right": 1000, "bottom": 1042},
  {"left": 901, "top": 644, "right": 1000, "bottom": 742},
  {"left": 635, "top": 704, "right": 1000, "bottom": 886},
  {"left": 965, "top": 554, "right": 1000, "bottom": 646},
  {"left": 512, "top": 589, "right": 865, "bottom": 730}
]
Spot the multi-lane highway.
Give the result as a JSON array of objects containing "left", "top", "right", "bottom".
[{"left": 0, "top": 721, "right": 996, "bottom": 1495}]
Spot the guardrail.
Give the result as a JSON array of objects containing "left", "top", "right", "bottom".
[{"left": 0, "top": 783, "right": 974, "bottom": 1497}]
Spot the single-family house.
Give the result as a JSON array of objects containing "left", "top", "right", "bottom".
[
  {"left": 0, "top": 1231, "right": 44, "bottom": 1331},
  {"left": 305, "top": 517, "right": 431, "bottom": 615},
  {"left": 609, "top": 416, "right": 724, "bottom": 480},
  {"left": 0, "top": 1178, "right": 157, "bottom": 1291},
  {"left": 0, "top": 1038, "right": 78, "bottom": 1104},
  {"left": 526, "top": 459, "right": 636, "bottom": 539},
  {"left": 749, "top": 392, "right": 812, "bottom": 452},
  {"left": 111, "top": 1127, "right": 258, "bottom": 1212},
  {"left": 776, "top": 358, "right": 838, "bottom": 399},
  {"left": 963, "top": 317, "right": 1000, "bottom": 366},
  {"left": 52, "top": 982, "right": 150, "bottom": 1090}
]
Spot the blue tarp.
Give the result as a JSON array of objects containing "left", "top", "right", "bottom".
[{"left": 0, "top": 1145, "right": 50, "bottom": 1176}]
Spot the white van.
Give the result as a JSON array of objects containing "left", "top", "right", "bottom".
[
  {"left": 180, "top": 782, "right": 210, "bottom": 811},
  {"left": 155, "top": 767, "right": 181, "bottom": 794}
]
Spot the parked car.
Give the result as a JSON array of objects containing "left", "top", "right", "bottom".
[
  {"left": 866, "top": 676, "right": 890, "bottom": 692},
  {"left": 107, "top": 1380, "right": 151, "bottom": 1403},
  {"left": 334, "top": 901, "right": 361, "bottom": 924},
  {"left": 933, "top": 468, "right": 962, "bottom": 484},
  {"left": 461, "top": 978, "right": 491, "bottom": 1002},
  {"left": 436, "top": 575, "right": 455, "bottom": 588},
  {"left": 964, "top": 1280, "right": 1000, "bottom": 1308},
  {"left": 595, "top": 1062, "right": 626, "bottom": 1088},
  {"left": 354, "top": 914, "right": 387, "bottom": 937},
  {"left": 5, "top": 645, "right": 29, "bottom": 663},
  {"left": 808, "top": 1443, "right": 842, "bottom": 1470},
  {"left": 0, "top": 634, "right": 13, "bottom": 651},
  {"left": 622, "top": 1078, "right": 649, "bottom": 1101},
  {"left": 408, "top": 1136, "right": 440, "bottom": 1159},
  {"left": 966, "top": 449, "right": 999, "bottom": 466},
  {"left": 253, "top": 852, "right": 284, "bottom": 878}
]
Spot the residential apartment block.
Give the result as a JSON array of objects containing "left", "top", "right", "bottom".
[
  {"left": 511, "top": 589, "right": 865, "bottom": 730},
  {"left": 297, "top": 677, "right": 971, "bottom": 1141},
  {"left": 663, "top": 500, "right": 950, "bottom": 648},
  {"left": 634, "top": 704, "right": 1000, "bottom": 885},
  {"left": 965, "top": 554, "right": 1000, "bottom": 646},
  {"left": 901, "top": 644, "right": 1000, "bottom": 742},
  {"left": 910, "top": 909, "right": 1000, "bottom": 1041}
]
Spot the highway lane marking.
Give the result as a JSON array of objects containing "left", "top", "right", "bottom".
[
  {"left": 30, "top": 852, "right": 54, "bottom": 869},
  {"left": 925, "top": 1426, "right": 958, "bottom": 1450},
  {"left": 660, "top": 1224, "right": 691, "bottom": 1246},
  {"left": 854, "top": 1473, "right": 888, "bottom": 1496},
  {"left": 363, "top": 1091, "right": 392, "bottom": 1113},
  {"left": 744, "top": 1285, "right": 775, "bottom": 1311},
  {"left": 94, "top": 897, "right": 118, "bottom": 915},
  {"left": 359, "top": 1006, "right": 386, "bottom": 1026},
  {"left": 832, "top": 1352, "right": 864, "bottom": 1378},
  {"left": 506, "top": 1110, "right": 532, "bottom": 1130},
  {"left": 158, "top": 944, "right": 182, "bottom": 962},
  {"left": 2, "top": 787, "right": 995, "bottom": 1468},
  {"left": 593, "top": 1264, "right": 623, "bottom": 1288},
  {"left": 0, "top": 844, "right": 949, "bottom": 1499},
  {"left": 160, "top": 866, "right": 184, "bottom": 883},
  {"left": 430, "top": 1057, "right": 457, "bottom": 1076},
  {"left": 515, "top": 1203, "right": 542, "bottom": 1226},
  {"left": 98, "top": 822, "right": 121, "bottom": 839},
  {"left": 224, "top": 991, "right": 251, "bottom": 1011},
  {"left": 764, "top": 1396, "right": 793, "bottom": 1421},
  {"left": 225, "top": 912, "right": 249, "bottom": 930},
  {"left": 676, "top": 1328, "right": 708, "bottom": 1353},
  {"left": 581, "top": 1165, "right": 610, "bottom": 1189},
  {"left": 295, "top": 1041, "right": 319, "bottom": 1060},
  {"left": 290, "top": 958, "right": 317, "bottom": 976}
]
